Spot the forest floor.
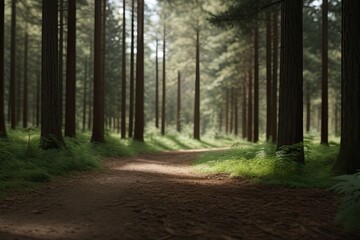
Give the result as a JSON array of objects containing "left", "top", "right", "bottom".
[{"left": 0, "top": 149, "right": 358, "bottom": 240}]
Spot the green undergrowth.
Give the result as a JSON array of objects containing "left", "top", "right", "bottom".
[
  {"left": 0, "top": 129, "right": 234, "bottom": 197},
  {"left": 194, "top": 139, "right": 339, "bottom": 188}
]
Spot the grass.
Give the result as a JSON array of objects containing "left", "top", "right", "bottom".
[
  {"left": 194, "top": 138, "right": 340, "bottom": 188},
  {"left": 0, "top": 128, "right": 234, "bottom": 197}
]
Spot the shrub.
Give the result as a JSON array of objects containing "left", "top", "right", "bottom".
[{"left": 331, "top": 173, "right": 360, "bottom": 231}]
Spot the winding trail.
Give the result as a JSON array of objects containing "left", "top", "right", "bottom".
[{"left": 0, "top": 150, "right": 356, "bottom": 240}]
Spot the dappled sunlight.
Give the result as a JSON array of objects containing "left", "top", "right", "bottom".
[{"left": 0, "top": 218, "right": 88, "bottom": 240}]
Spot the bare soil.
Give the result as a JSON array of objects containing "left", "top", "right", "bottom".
[{"left": 0, "top": 149, "right": 357, "bottom": 240}]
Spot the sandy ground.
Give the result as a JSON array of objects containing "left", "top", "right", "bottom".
[{"left": 0, "top": 149, "right": 357, "bottom": 240}]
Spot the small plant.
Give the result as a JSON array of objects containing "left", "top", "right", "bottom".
[{"left": 331, "top": 173, "right": 360, "bottom": 231}]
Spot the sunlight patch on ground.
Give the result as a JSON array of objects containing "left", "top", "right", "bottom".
[
  {"left": 112, "top": 158, "right": 231, "bottom": 186},
  {"left": 114, "top": 160, "right": 195, "bottom": 177},
  {"left": 0, "top": 219, "right": 87, "bottom": 239}
]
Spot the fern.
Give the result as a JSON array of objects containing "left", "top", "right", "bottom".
[{"left": 331, "top": 173, "right": 360, "bottom": 231}]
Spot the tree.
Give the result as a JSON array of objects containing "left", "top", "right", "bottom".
[
  {"left": 23, "top": 29, "right": 29, "bottom": 129},
  {"left": 128, "top": 0, "right": 135, "bottom": 137},
  {"left": 0, "top": 0, "right": 6, "bottom": 137},
  {"left": 65, "top": 0, "right": 76, "bottom": 138},
  {"left": 161, "top": 24, "right": 166, "bottom": 136},
  {"left": 155, "top": 37, "right": 159, "bottom": 129},
  {"left": 247, "top": 66, "right": 253, "bottom": 142},
  {"left": 193, "top": 28, "right": 200, "bottom": 140},
  {"left": 41, "top": 0, "right": 64, "bottom": 149},
  {"left": 271, "top": 10, "right": 279, "bottom": 143},
  {"left": 121, "top": 0, "right": 127, "bottom": 139},
  {"left": 10, "top": 0, "right": 16, "bottom": 129},
  {"left": 321, "top": 0, "right": 328, "bottom": 145},
  {"left": 277, "top": 0, "right": 304, "bottom": 163},
  {"left": 266, "top": 12, "right": 272, "bottom": 141},
  {"left": 133, "top": 0, "right": 144, "bottom": 142},
  {"left": 91, "top": 0, "right": 105, "bottom": 143},
  {"left": 176, "top": 71, "right": 181, "bottom": 132},
  {"left": 59, "top": 0, "right": 64, "bottom": 128},
  {"left": 333, "top": 0, "right": 360, "bottom": 174},
  {"left": 82, "top": 60, "right": 88, "bottom": 132},
  {"left": 253, "top": 21, "right": 259, "bottom": 143}
]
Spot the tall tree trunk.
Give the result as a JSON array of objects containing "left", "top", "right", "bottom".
[
  {"left": 155, "top": 38, "right": 159, "bottom": 129},
  {"left": 335, "top": 96, "right": 339, "bottom": 136},
  {"left": 10, "top": 0, "right": 16, "bottom": 129},
  {"left": 194, "top": 29, "right": 201, "bottom": 140},
  {"left": 176, "top": 71, "right": 181, "bottom": 132},
  {"left": 271, "top": 11, "right": 279, "bottom": 143},
  {"left": 23, "top": 30, "right": 28, "bottom": 129},
  {"left": 161, "top": 25, "right": 166, "bottom": 136},
  {"left": 230, "top": 87, "right": 234, "bottom": 134},
  {"left": 121, "top": 0, "right": 127, "bottom": 139},
  {"left": 0, "top": 0, "right": 6, "bottom": 137},
  {"left": 234, "top": 88, "right": 238, "bottom": 136},
  {"left": 306, "top": 93, "right": 311, "bottom": 133},
  {"left": 65, "top": 0, "right": 76, "bottom": 138},
  {"left": 242, "top": 74, "right": 247, "bottom": 139},
  {"left": 333, "top": 0, "right": 360, "bottom": 174},
  {"left": 266, "top": 12, "right": 272, "bottom": 141},
  {"left": 225, "top": 88, "right": 229, "bottom": 134},
  {"left": 247, "top": 67, "right": 253, "bottom": 142},
  {"left": 133, "top": 0, "right": 144, "bottom": 142},
  {"left": 277, "top": 0, "right": 304, "bottom": 163},
  {"left": 91, "top": 0, "right": 105, "bottom": 143},
  {"left": 219, "top": 107, "right": 223, "bottom": 133},
  {"left": 321, "top": 0, "right": 329, "bottom": 145},
  {"left": 59, "top": 0, "right": 64, "bottom": 128},
  {"left": 128, "top": 0, "right": 135, "bottom": 137},
  {"left": 36, "top": 69, "right": 40, "bottom": 127},
  {"left": 41, "top": 0, "right": 64, "bottom": 149},
  {"left": 82, "top": 59, "right": 88, "bottom": 132},
  {"left": 253, "top": 23, "right": 259, "bottom": 143}
]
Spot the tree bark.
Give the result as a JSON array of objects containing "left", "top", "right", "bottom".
[
  {"left": 121, "top": 0, "right": 127, "bottom": 139},
  {"left": 59, "top": 0, "right": 64, "bottom": 128},
  {"left": 333, "top": 0, "right": 360, "bottom": 174},
  {"left": 133, "top": 0, "right": 145, "bottom": 142},
  {"left": 128, "top": 0, "right": 135, "bottom": 137},
  {"left": 230, "top": 87, "right": 234, "bottom": 134},
  {"left": 242, "top": 74, "right": 247, "bottom": 139},
  {"left": 65, "top": 0, "right": 76, "bottom": 138},
  {"left": 225, "top": 88, "right": 229, "bottom": 134},
  {"left": 321, "top": 0, "right": 329, "bottom": 145},
  {"left": 193, "top": 29, "right": 201, "bottom": 140},
  {"left": 155, "top": 38, "right": 159, "bottom": 129},
  {"left": 253, "top": 22, "right": 259, "bottom": 143},
  {"left": 247, "top": 67, "right": 253, "bottom": 142},
  {"left": 161, "top": 24, "right": 166, "bottom": 136},
  {"left": 234, "top": 88, "right": 238, "bottom": 136},
  {"left": 271, "top": 11, "right": 279, "bottom": 143},
  {"left": 0, "top": 0, "right": 6, "bottom": 137},
  {"left": 176, "top": 71, "right": 181, "bottom": 132},
  {"left": 23, "top": 30, "right": 28, "bottom": 129},
  {"left": 266, "top": 12, "right": 272, "bottom": 141},
  {"left": 10, "top": 0, "right": 16, "bottom": 129},
  {"left": 82, "top": 59, "right": 88, "bottom": 132},
  {"left": 306, "top": 93, "right": 311, "bottom": 133},
  {"left": 36, "top": 69, "right": 40, "bottom": 127},
  {"left": 277, "top": 0, "right": 304, "bottom": 163},
  {"left": 41, "top": 0, "right": 64, "bottom": 149},
  {"left": 91, "top": 0, "right": 105, "bottom": 143}
]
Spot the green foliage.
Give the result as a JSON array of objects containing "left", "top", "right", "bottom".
[
  {"left": 194, "top": 141, "right": 338, "bottom": 188},
  {"left": 331, "top": 173, "right": 360, "bottom": 231}
]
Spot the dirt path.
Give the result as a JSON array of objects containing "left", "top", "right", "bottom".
[{"left": 0, "top": 149, "right": 356, "bottom": 240}]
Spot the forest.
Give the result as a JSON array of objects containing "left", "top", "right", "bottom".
[{"left": 0, "top": 0, "right": 359, "bottom": 239}]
